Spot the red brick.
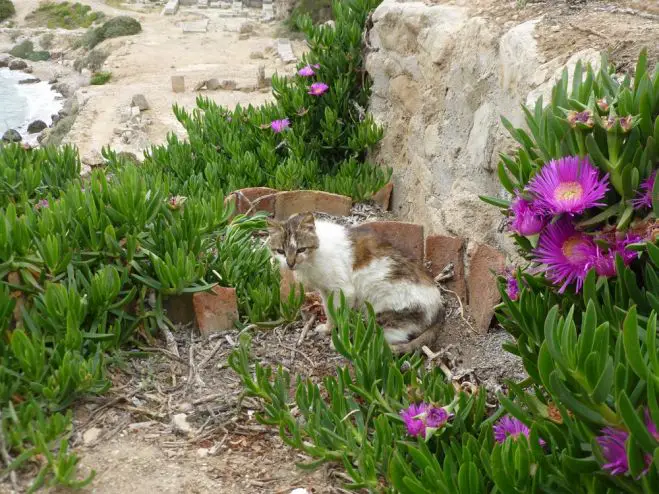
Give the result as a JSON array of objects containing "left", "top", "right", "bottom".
[
  {"left": 274, "top": 190, "right": 352, "bottom": 220},
  {"left": 352, "top": 221, "right": 424, "bottom": 265},
  {"left": 467, "top": 243, "right": 506, "bottom": 333},
  {"left": 193, "top": 286, "right": 239, "bottom": 336},
  {"left": 372, "top": 183, "right": 393, "bottom": 210},
  {"left": 226, "top": 187, "right": 277, "bottom": 215},
  {"left": 425, "top": 235, "right": 466, "bottom": 301}
]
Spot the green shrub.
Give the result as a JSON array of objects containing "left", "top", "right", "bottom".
[
  {"left": 73, "top": 48, "right": 108, "bottom": 72},
  {"left": 90, "top": 71, "right": 112, "bottom": 85},
  {"left": 81, "top": 15, "right": 141, "bottom": 49},
  {"left": 142, "top": 0, "right": 388, "bottom": 201},
  {"left": 287, "top": 0, "right": 333, "bottom": 31},
  {"left": 8, "top": 40, "right": 50, "bottom": 62},
  {"left": 230, "top": 50, "right": 659, "bottom": 492},
  {"left": 27, "top": 1, "right": 103, "bottom": 29},
  {"left": 40, "top": 32, "right": 55, "bottom": 50},
  {"left": 0, "top": 0, "right": 15, "bottom": 22}
]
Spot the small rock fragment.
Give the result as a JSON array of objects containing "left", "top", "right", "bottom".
[
  {"left": 206, "top": 78, "right": 220, "bottom": 90},
  {"left": 131, "top": 94, "right": 150, "bottom": 111},
  {"left": 83, "top": 427, "right": 102, "bottom": 445},
  {"left": 172, "top": 413, "right": 192, "bottom": 435},
  {"left": 2, "top": 129, "right": 22, "bottom": 142}
]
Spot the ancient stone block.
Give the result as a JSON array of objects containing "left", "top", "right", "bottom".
[
  {"left": 273, "top": 191, "right": 352, "bottom": 220},
  {"left": 192, "top": 286, "right": 239, "bottom": 336},
  {"left": 425, "top": 235, "right": 466, "bottom": 301},
  {"left": 171, "top": 75, "right": 185, "bottom": 93},
  {"left": 467, "top": 243, "right": 506, "bottom": 333},
  {"left": 352, "top": 221, "right": 424, "bottom": 265}
]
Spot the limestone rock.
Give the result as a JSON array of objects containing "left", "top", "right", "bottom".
[
  {"left": 2, "top": 129, "right": 22, "bottom": 142},
  {"left": 171, "top": 75, "right": 185, "bottom": 93},
  {"left": 83, "top": 427, "right": 102, "bottom": 445},
  {"left": 27, "top": 120, "right": 47, "bottom": 134},
  {"left": 131, "top": 94, "right": 150, "bottom": 111},
  {"left": 206, "top": 78, "right": 220, "bottom": 90},
  {"left": 172, "top": 413, "right": 192, "bottom": 435},
  {"left": 8, "top": 59, "right": 28, "bottom": 71}
]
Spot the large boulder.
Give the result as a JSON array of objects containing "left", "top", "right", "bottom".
[
  {"left": 8, "top": 59, "right": 28, "bottom": 71},
  {"left": 2, "top": 129, "right": 22, "bottom": 142},
  {"left": 27, "top": 120, "right": 48, "bottom": 134}
]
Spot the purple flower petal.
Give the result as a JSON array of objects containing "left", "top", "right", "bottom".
[
  {"left": 425, "top": 407, "right": 449, "bottom": 428},
  {"left": 505, "top": 272, "right": 520, "bottom": 301},
  {"left": 527, "top": 156, "right": 609, "bottom": 215},
  {"left": 297, "top": 65, "right": 315, "bottom": 77},
  {"left": 510, "top": 194, "right": 547, "bottom": 236},
  {"left": 533, "top": 218, "right": 594, "bottom": 293},
  {"left": 493, "top": 416, "right": 545, "bottom": 445},
  {"left": 400, "top": 403, "right": 427, "bottom": 437},
  {"left": 270, "top": 118, "right": 290, "bottom": 133},
  {"left": 631, "top": 171, "right": 656, "bottom": 210},
  {"left": 308, "top": 82, "right": 329, "bottom": 96}
]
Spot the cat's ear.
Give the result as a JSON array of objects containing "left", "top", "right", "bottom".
[{"left": 299, "top": 212, "right": 315, "bottom": 228}]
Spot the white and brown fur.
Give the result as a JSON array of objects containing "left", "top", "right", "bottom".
[{"left": 267, "top": 213, "right": 444, "bottom": 354}]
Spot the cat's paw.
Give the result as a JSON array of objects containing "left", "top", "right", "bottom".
[{"left": 315, "top": 323, "right": 333, "bottom": 335}]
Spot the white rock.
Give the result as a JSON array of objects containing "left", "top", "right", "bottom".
[
  {"left": 83, "top": 427, "right": 102, "bottom": 445},
  {"left": 290, "top": 489, "right": 310, "bottom": 494},
  {"left": 172, "top": 413, "right": 192, "bottom": 434}
]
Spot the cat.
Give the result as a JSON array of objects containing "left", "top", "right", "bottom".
[{"left": 267, "top": 212, "right": 445, "bottom": 354}]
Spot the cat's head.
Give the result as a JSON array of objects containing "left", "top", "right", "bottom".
[{"left": 267, "top": 212, "right": 319, "bottom": 270}]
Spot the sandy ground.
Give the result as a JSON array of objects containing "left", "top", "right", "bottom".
[{"left": 1, "top": 0, "right": 303, "bottom": 163}]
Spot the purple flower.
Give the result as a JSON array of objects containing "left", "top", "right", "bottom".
[
  {"left": 308, "top": 82, "right": 329, "bottom": 96},
  {"left": 510, "top": 195, "right": 546, "bottom": 236},
  {"left": 35, "top": 199, "right": 49, "bottom": 210},
  {"left": 596, "top": 427, "right": 631, "bottom": 476},
  {"left": 533, "top": 218, "right": 594, "bottom": 293},
  {"left": 400, "top": 403, "right": 450, "bottom": 437},
  {"left": 597, "top": 98, "right": 609, "bottom": 112},
  {"left": 527, "top": 156, "right": 609, "bottom": 215},
  {"left": 632, "top": 171, "right": 656, "bottom": 210},
  {"left": 400, "top": 403, "right": 427, "bottom": 437},
  {"left": 505, "top": 273, "right": 520, "bottom": 301},
  {"left": 270, "top": 118, "right": 290, "bottom": 133},
  {"left": 297, "top": 64, "right": 318, "bottom": 77},
  {"left": 583, "top": 233, "right": 641, "bottom": 278},
  {"left": 493, "top": 416, "right": 545, "bottom": 445}
]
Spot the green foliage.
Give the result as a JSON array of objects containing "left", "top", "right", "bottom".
[
  {"left": 90, "top": 71, "right": 112, "bottom": 85},
  {"left": 27, "top": 2, "right": 103, "bottom": 29},
  {"left": 0, "top": 0, "right": 15, "bottom": 22},
  {"left": 287, "top": 0, "right": 333, "bottom": 31},
  {"left": 79, "top": 15, "right": 141, "bottom": 49},
  {"left": 8, "top": 40, "right": 50, "bottom": 62},
  {"left": 0, "top": 144, "right": 294, "bottom": 489},
  {"left": 143, "top": 0, "right": 389, "bottom": 201},
  {"left": 73, "top": 49, "right": 108, "bottom": 72}
]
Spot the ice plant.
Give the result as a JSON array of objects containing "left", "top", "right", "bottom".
[
  {"left": 596, "top": 427, "right": 630, "bottom": 476},
  {"left": 270, "top": 118, "right": 290, "bottom": 133},
  {"left": 510, "top": 195, "right": 546, "bottom": 236},
  {"left": 533, "top": 218, "right": 594, "bottom": 292},
  {"left": 167, "top": 195, "right": 187, "bottom": 211},
  {"left": 493, "top": 416, "right": 544, "bottom": 445},
  {"left": 631, "top": 171, "right": 656, "bottom": 210},
  {"left": 297, "top": 64, "right": 318, "bottom": 77},
  {"left": 35, "top": 199, "right": 49, "bottom": 210},
  {"left": 505, "top": 273, "right": 520, "bottom": 301},
  {"left": 567, "top": 110, "right": 594, "bottom": 128},
  {"left": 425, "top": 407, "right": 449, "bottom": 428},
  {"left": 527, "top": 156, "right": 609, "bottom": 215},
  {"left": 597, "top": 98, "right": 609, "bottom": 112},
  {"left": 583, "top": 233, "right": 641, "bottom": 277},
  {"left": 308, "top": 82, "right": 329, "bottom": 96}
]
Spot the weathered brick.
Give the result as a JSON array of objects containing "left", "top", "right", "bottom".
[
  {"left": 352, "top": 221, "right": 424, "bottom": 264},
  {"left": 467, "top": 243, "right": 506, "bottom": 333},
  {"left": 193, "top": 286, "right": 239, "bottom": 336},
  {"left": 372, "top": 182, "right": 393, "bottom": 210},
  {"left": 227, "top": 187, "right": 277, "bottom": 215},
  {"left": 274, "top": 190, "right": 352, "bottom": 220},
  {"left": 425, "top": 235, "right": 466, "bottom": 301}
]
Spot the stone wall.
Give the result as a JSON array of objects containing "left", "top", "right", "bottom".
[{"left": 365, "top": 0, "right": 604, "bottom": 255}]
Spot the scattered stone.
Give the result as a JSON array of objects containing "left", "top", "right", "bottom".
[
  {"left": 171, "top": 75, "right": 185, "bottom": 93},
  {"left": 119, "top": 106, "right": 133, "bottom": 123},
  {"left": 371, "top": 182, "right": 393, "bottom": 210},
  {"left": 196, "top": 448, "right": 209, "bottom": 458},
  {"left": 426, "top": 235, "right": 466, "bottom": 301},
  {"left": 83, "top": 427, "right": 102, "bottom": 445},
  {"left": 220, "top": 80, "right": 236, "bottom": 90},
  {"left": 18, "top": 78, "right": 40, "bottom": 85},
  {"left": 131, "top": 94, "right": 150, "bottom": 111},
  {"left": 182, "top": 20, "right": 209, "bottom": 33},
  {"left": 163, "top": 0, "right": 179, "bottom": 15},
  {"left": 197, "top": 0, "right": 209, "bottom": 7},
  {"left": 171, "top": 413, "right": 192, "bottom": 435},
  {"left": 353, "top": 221, "right": 424, "bottom": 265},
  {"left": 23, "top": 66, "right": 33, "bottom": 74},
  {"left": 249, "top": 50, "right": 264, "bottom": 59},
  {"left": 37, "top": 129, "right": 51, "bottom": 143},
  {"left": 0, "top": 58, "right": 9, "bottom": 68},
  {"left": 194, "top": 80, "right": 207, "bottom": 91},
  {"left": 274, "top": 190, "right": 352, "bottom": 221},
  {"left": 206, "top": 78, "right": 220, "bottom": 90},
  {"left": 81, "top": 68, "right": 92, "bottom": 79},
  {"left": 192, "top": 286, "right": 239, "bottom": 336},
  {"left": 131, "top": 106, "right": 141, "bottom": 118},
  {"left": 2, "top": 129, "right": 22, "bottom": 143},
  {"left": 8, "top": 60, "right": 28, "bottom": 71},
  {"left": 239, "top": 21, "right": 255, "bottom": 34},
  {"left": 256, "top": 65, "right": 267, "bottom": 89},
  {"left": 51, "top": 113, "right": 61, "bottom": 124},
  {"left": 277, "top": 38, "right": 297, "bottom": 63},
  {"left": 27, "top": 120, "right": 47, "bottom": 134},
  {"left": 467, "top": 243, "right": 506, "bottom": 333},
  {"left": 238, "top": 33, "right": 250, "bottom": 41}
]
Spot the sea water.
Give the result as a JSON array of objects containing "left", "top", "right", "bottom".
[{"left": 0, "top": 67, "right": 64, "bottom": 144}]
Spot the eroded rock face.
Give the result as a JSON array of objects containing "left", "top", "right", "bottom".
[{"left": 365, "top": 0, "right": 599, "bottom": 255}]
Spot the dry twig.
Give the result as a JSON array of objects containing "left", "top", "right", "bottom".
[
  {"left": 0, "top": 412, "right": 18, "bottom": 492},
  {"left": 296, "top": 314, "right": 317, "bottom": 346}
]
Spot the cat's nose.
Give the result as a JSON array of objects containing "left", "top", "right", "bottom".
[{"left": 286, "top": 260, "right": 296, "bottom": 269}]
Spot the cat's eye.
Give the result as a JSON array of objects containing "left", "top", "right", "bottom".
[
  {"left": 276, "top": 249, "right": 284, "bottom": 254},
  {"left": 297, "top": 248, "right": 307, "bottom": 253}
]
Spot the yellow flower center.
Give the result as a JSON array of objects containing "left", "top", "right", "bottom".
[
  {"left": 562, "top": 236, "right": 588, "bottom": 263},
  {"left": 554, "top": 181, "right": 583, "bottom": 202}
]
